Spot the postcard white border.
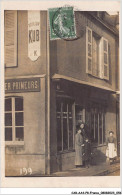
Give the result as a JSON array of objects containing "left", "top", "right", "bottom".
[{"left": 0, "top": 0, "right": 121, "bottom": 189}]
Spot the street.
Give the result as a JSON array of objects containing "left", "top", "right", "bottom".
[{"left": 106, "top": 170, "right": 120, "bottom": 176}]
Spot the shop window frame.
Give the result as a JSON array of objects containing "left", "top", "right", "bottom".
[
  {"left": 56, "top": 96, "right": 75, "bottom": 153},
  {"left": 90, "top": 104, "right": 106, "bottom": 146},
  {"left": 75, "top": 104, "right": 85, "bottom": 126},
  {"left": 5, "top": 96, "right": 24, "bottom": 146}
]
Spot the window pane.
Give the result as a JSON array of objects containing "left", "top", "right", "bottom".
[
  {"left": 56, "top": 101, "right": 62, "bottom": 151},
  {"left": 63, "top": 102, "right": 68, "bottom": 150},
  {"left": 104, "top": 65, "right": 107, "bottom": 77},
  {"left": 63, "top": 102, "right": 67, "bottom": 119},
  {"left": 88, "top": 58, "right": 92, "bottom": 71},
  {"left": 104, "top": 40, "right": 107, "bottom": 51},
  {"left": 104, "top": 53, "right": 107, "bottom": 64},
  {"left": 15, "top": 112, "right": 23, "bottom": 126},
  {"left": 69, "top": 118, "right": 73, "bottom": 148},
  {"left": 103, "top": 113, "right": 105, "bottom": 143},
  {"left": 57, "top": 117, "right": 62, "bottom": 151},
  {"left": 90, "top": 105, "right": 106, "bottom": 145},
  {"left": 15, "top": 98, "right": 23, "bottom": 111},
  {"left": 5, "top": 98, "right": 12, "bottom": 111},
  {"left": 68, "top": 103, "right": 73, "bottom": 148},
  {"left": 68, "top": 103, "right": 72, "bottom": 113},
  {"left": 5, "top": 113, "right": 12, "bottom": 126},
  {"left": 95, "top": 112, "right": 98, "bottom": 143},
  {"left": 99, "top": 112, "right": 102, "bottom": 144},
  {"left": 63, "top": 118, "right": 68, "bottom": 150},
  {"left": 15, "top": 127, "right": 24, "bottom": 141},
  {"left": 88, "top": 30, "right": 91, "bottom": 43},
  {"left": 56, "top": 100, "right": 61, "bottom": 112},
  {"left": 75, "top": 106, "right": 83, "bottom": 126},
  {"left": 5, "top": 128, "right": 12, "bottom": 141},
  {"left": 92, "top": 36, "right": 99, "bottom": 77},
  {"left": 63, "top": 101, "right": 67, "bottom": 112},
  {"left": 88, "top": 44, "right": 91, "bottom": 57},
  {"left": 91, "top": 112, "right": 94, "bottom": 142}
]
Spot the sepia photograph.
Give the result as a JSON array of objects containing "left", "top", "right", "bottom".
[{"left": 1, "top": 0, "right": 121, "bottom": 189}]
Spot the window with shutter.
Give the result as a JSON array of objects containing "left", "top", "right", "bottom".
[
  {"left": 86, "top": 26, "right": 109, "bottom": 81},
  {"left": 86, "top": 27, "right": 92, "bottom": 74},
  {"left": 92, "top": 34, "right": 100, "bottom": 77},
  {"left": 5, "top": 11, "right": 17, "bottom": 67}
]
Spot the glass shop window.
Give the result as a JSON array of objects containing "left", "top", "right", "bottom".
[
  {"left": 56, "top": 98, "right": 73, "bottom": 152},
  {"left": 5, "top": 97, "right": 24, "bottom": 143},
  {"left": 75, "top": 105, "right": 85, "bottom": 126},
  {"left": 91, "top": 104, "right": 105, "bottom": 145}
]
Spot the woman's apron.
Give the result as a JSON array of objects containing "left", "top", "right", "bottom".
[{"left": 106, "top": 143, "right": 117, "bottom": 158}]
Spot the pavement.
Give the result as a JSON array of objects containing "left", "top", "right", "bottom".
[
  {"left": 107, "top": 169, "right": 120, "bottom": 176},
  {"left": 51, "top": 161, "right": 120, "bottom": 177},
  {"left": 29, "top": 159, "right": 120, "bottom": 177}
]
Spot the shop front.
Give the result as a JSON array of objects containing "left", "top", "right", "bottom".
[
  {"left": 5, "top": 75, "right": 46, "bottom": 176},
  {"left": 50, "top": 76, "right": 116, "bottom": 173},
  {"left": 4, "top": 74, "right": 117, "bottom": 175}
]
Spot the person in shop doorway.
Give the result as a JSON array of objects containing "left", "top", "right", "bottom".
[
  {"left": 106, "top": 131, "right": 117, "bottom": 164},
  {"left": 80, "top": 122, "right": 88, "bottom": 166},
  {"left": 75, "top": 125, "right": 84, "bottom": 168},
  {"left": 80, "top": 122, "right": 88, "bottom": 139},
  {"left": 82, "top": 137, "right": 92, "bottom": 168}
]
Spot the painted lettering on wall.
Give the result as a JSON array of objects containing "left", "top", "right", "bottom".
[
  {"left": 28, "top": 11, "right": 40, "bottom": 61},
  {"left": 20, "top": 168, "right": 32, "bottom": 176},
  {"left": 5, "top": 77, "right": 40, "bottom": 93}
]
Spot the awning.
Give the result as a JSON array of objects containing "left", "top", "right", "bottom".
[{"left": 52, "top": 74, "right": 116, "bottom": 93}]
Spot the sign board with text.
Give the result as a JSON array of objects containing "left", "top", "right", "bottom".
[
  {"left": 28, "top": 11, "right": 40, "bottom": 61},
  {"left": 5, "top": 77, "right": 40, "bottom": 93}
]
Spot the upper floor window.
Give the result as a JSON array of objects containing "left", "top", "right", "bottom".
[
  {"left": 5, "top": 97, "right": 24, "bottom": 144},
  {"left": 4, "top": 11, "right": 17, "bottom": 67},
  {"left": 86, "top": 26, "right": 109, "bottom": 80}
]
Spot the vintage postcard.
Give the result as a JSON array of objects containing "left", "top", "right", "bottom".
[{"left": 0, "top": 0, "right": 121, "bottom": 189}]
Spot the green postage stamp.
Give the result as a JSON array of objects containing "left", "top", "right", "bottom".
[{"left": 48, "top": 6, "right": 76, "bottom": 40}]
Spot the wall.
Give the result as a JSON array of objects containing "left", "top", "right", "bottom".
[
  {"left": 50, "top": 12, "right": 117, "bottom": 91},
  {"left": 5, "top": 11, "right": 48, "bottom": 176},
  {"left": 5, "top": 77, "right": 46, "bottom": 176},
  {"left": 49, "top": 12, "right": 118, "bottom": 173},
  {"left": 5, "top": 11, "right": 47, "bottom": 77}
]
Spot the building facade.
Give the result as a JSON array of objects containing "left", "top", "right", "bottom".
[{"left": 4, "top": 10, "right": 119, "bottom": 176}]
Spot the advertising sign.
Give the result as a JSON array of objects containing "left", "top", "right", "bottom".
[
  {"left": 28, "top": 11, "right": 40, "bottom": 61},
  {"left": 5, "top": 77, "right": 40, "bottom": 93}
]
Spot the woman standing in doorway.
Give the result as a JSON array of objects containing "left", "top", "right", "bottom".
[
  {"left": 106, "top": 131, "right": 117, "bottom": 164},
  {"left": 75, "top": 126, "right": 84, "bottom": 168},
  {"left": 80, "top": 122, "right": 89, "bottom": 166},
  {"left": 80, "top": 122, "right": 88, "bottom": 139}
]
